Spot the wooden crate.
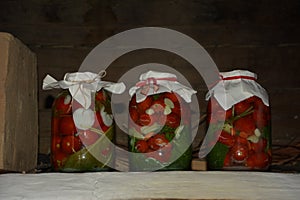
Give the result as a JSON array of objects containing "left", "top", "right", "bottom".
[{"left": 0, "top": 32, "right": 38, "bottom": 172}]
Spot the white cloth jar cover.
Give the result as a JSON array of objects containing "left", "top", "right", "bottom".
[
  {"left": 129, "top": 70, "right": 197, "bottom": 103},
  {"left": 43, "top": 71, "right": 126, "bottom": 109},
  {"left": 205, "top": 70, "right": 269, "bottom": 110}
]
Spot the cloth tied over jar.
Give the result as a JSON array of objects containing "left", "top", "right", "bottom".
[
  {"left": 205, "top": 70, "right": 269, "bottom": 110},
  {"left": 43, "top": 71, "right": 126, "bottom": 109},
  {"left": 129, "top": 70, "right": 197, "bottom": 103}
]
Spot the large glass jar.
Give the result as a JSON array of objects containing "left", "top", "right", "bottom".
[
  {"left": 51, "top": 89, "right": 114, "bottom": 172},
  {"left": 206, "top": 70, "right": 271, "bottom": 170},
  {"left": 128, "top": 71, "right": 196, "bottom": 171}
]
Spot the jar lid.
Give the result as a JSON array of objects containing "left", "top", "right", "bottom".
[
  {"left": 206, "top": 70, "right": 269, "bottom": 110},
  {"left": 220, "top": 70, "right": 257, "bottom": 80},
  {"left": 43, "top": 71, "right": 126, "bottom": 109},
  {"left": 129, "top": 70, "right": 197, "bottom": 103}
]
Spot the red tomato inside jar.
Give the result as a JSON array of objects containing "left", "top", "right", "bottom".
[{"left": 206, "top": 70, "right": 271, "bottom": 171}]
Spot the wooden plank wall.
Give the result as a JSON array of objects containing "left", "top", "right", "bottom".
[{"left": 0, "top": 1, "right": 299, "bottom": 167}]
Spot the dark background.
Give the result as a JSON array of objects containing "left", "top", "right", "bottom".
[{"left": 1, "top": 0, "right": 299, "bottom": 171}]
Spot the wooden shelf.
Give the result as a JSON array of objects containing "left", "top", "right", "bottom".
[{"left": 0, "top": 171, "right": 299, "bottom": 199}]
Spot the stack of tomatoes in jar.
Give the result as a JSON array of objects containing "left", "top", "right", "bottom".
[
  {"left": 51, "top": 90, "right": 114, "bottom": 172},
  {"left": 128, "top": 71, "right": 197, "bottom": 171},
  {"left": 206, "top": 70, "right": 271, "bottom": 171},
  {"left": 128, "top": 92, "right": 192, "bottom": 170}
]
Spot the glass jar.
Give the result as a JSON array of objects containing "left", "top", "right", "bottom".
[
  {"left": 206, "top": 70, "right": 271, "bottom": 170},
  {"left": 127, "top": 71, "right": 196, "bottom": 171},
  {"left": 51, "top": 89, "right": 114, "bottom": 172}
]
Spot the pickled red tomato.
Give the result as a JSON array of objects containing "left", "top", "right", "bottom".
[
  {"left": 250, "top": 138, "right": 267, "bottom": 152},
  {"left": 223, "top": 152, "right": 232, "bottom": 167},
  {"left": 94, "top": 111, "right": 110, "bottom": 132},
  {"left": 253, "top": 106, "right": 270, "bottom": 129},
  {"left": 247, "top": 96, "right": 270, "bottom": 128},
  {"left": 218, "top": 131, "right": 235, "bottom": 147},
  {"left": 137, "top": 96, "right": 153, "bottom": 114},
  {"left": 222, "top": 136, "right": 249, "bottom": 165},
  {"left": 53, "top": 93, "right": 72, "bottom": 115},
  {"left": 157, "top": 92, "right": 182, "bottom": 114},
  {"left": 135, "top": 140, "right": 149, "bottom": 153},
  {"left": 253, "top": 110, "right": 268, "bottom": 129},
  {"left": 61, "top": 135, "right": 81, "bottom": 154},
  {"left": 247, "top": 152, "right": 270, "bottom": 169},
  {"left": 234, "top": 100, "right": 251, "bottom": 115},
  {"left": 51, "top": 136, "right": 62, "bottom": 152},
  {"left": 146, "top": 142, "right": 172, "bottom": 163},
  {"left": 165, "top": 113, "right": 180, "bottom": 128},
  {"left": 129, "top": 95, "right": 152, "bottom": 125},
  {"left": 59, "top": 116, "right": 77, "bottom": 135},
  {"left": 95, "top": 90, "right": 107, "bottom": 102},
  {"left": 52, "top": 151, "right": 68, "bottom": 169},
  {"left": 129, "top": 107, "right": 139, "bottom": 123},
  {"left": 235, "top": 135, "right": 249, "bottom": 146},
  {"left": 51, "top": 117, "right": 60, "bottom": 135},
  {"left": 172, "top": 106, "right": 181, "bottom": 117},
  {"left": 234, "top": 116, "right": 256, "bottom": 135},
  {"left": 138, "top": 113, "right": 153, "bottom": 126},
  {"left": 147, "top": 134, "right": 169, "bottom": 151},
  {"left": 134, "top": 134, "right": 172, "bottom": 162},
  {"left": 231, "top": 144, "right": 249, "bottom": 162},
  {"left": 162, "top": 92, "right": 180, "bottom": 104},
  {"left": 225, "top": 108, "right": 233, "bottom": 120},
  {"left": 78, "top": 130, "right": 100, "bottom": 146}
]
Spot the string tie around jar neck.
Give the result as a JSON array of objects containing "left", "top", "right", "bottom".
[
  {"left": 136, "top": 77, "right": 178, "bottom": 87},
  {"left": 208, "top": 70, "right": 258, "bottom": 89},
  {"left": 64, "top": 72, "right": 99, "bottom": 85},
  {"left": 64, "top": 70, "right": 106, "bottom": 84},
  {"left": 220, "top": 74, "right": 257, "bottom": 81},
  {"left": 135, "top": 77, "right": 178, "bottom": 95}
]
